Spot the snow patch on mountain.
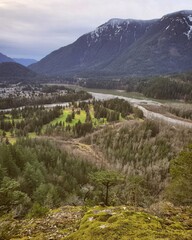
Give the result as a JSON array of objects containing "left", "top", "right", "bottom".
[
  {"left": 183, "top": 16, "right": 192, "bottom": 40},
  {"left": 165, "top": 25, "right": 170, "bottom": 30},
  {"left": 184, "top": 25, "right": 192, "bottom": 40},
  {"left": 86, "top": 19, "right": 130, "bottom": 46},
  {"left": 107, "top": 18, "right": 131, "bottom": 27},
  {"left": 188, "top": 15, "right": 192, "bottom": 22}
]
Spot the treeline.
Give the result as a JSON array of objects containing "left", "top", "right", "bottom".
[
  {"left": 102, "top": 98, "right": 133, "bottom": 117},
  {"left": 79, "top": 78, "right": 129, "bottom": 89},
  {"left": 93, "top": 98, "right": 142, "bottom": 121},
  {"left": 41, "top": 85, "right": 70, "bottom": 93},
  {"left": 45, "top": 121, "right": 94, "bottom": 138},
  {"left": 0, "top": 106, "right": 62, "bottom": 136},
  {"left": 79, "top": 74, "right": 192, "bottom": 102},
  {"left": 0, "top": 139, "right": 97, "bottom": 216},
  {"left": 0, "top": 90, "right": 92, "bottom": 109},
  {"left": 126, "top": 77, "right": 192, "bottom": 102},
  {"left": 93, "top": 102, "right": 120, "bottom": 122}
]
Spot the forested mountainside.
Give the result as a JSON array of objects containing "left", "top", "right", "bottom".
[{"left": 0, "top": 62, "right": 37, "bottom": 83}]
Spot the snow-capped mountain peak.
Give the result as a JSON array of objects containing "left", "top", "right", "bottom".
[
  {"left": 30, "top": 10, "right": 192, "bottom": 76},
  {"left": 86, "top": 18, "right": 154, "bottom": 47}
]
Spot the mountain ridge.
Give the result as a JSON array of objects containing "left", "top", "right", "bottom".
[
  {"left": 29, "top": 10, "right": 192, "bottom": 76},
  {"left": 0, "top": 52, "right": 14, "bottom": 63}
]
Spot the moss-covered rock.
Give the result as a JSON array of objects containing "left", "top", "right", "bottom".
[
  {"left": 0, "top": 205, "right": 191, "bottom": 240},
  {"left": 66, "top": 206, "right": 192, "bottom": 240}
]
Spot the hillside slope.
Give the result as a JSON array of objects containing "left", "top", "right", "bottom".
[
  {"left": 107, "top": 11, "right": 192, "bottom": 75},
  {"left": 0, "top": 62, "right": 36, "bottom": 78},
  {"left": 30, "top": 19, "right": 154, "bottom": 75},
  {"left": 0, "top": 52, "right": 14, "bottom": 63}
]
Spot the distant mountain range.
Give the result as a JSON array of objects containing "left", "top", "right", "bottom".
[
  {"left": 13, "top": 58, "right": 37, "bottom": 67},
  {"left": 30, "top": 10, "right": 192, "bottom": 77},
  {"left": 0, "top": 52, "right": 37, "bottom": 67}
]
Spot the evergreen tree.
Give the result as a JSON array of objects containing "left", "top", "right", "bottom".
[
  {"left": 167, "top": 144, "right": 192, "bottom": 205},
  {"left": 89, "top": 170, "right": 124, "bottom": 206}
]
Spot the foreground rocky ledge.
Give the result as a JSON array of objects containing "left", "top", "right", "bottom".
[{"left": 0, "top": 203, "right": 192, "bottom": 239}]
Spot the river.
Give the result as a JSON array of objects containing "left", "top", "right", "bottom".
[
  {"left": 89, "top": 92, "right": 192, "bottom": 129},
  {"left": 1, "top": 91, "right": 192, "bottom": 129}
]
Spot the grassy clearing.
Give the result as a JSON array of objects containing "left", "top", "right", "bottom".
[
  {"left": 0, "top": 130, "right": 16, "bottom": 144},
  {"left": 5, "top": 132, "right": 16, "bottom": 144},
  {"left": 51, "top": 109, "right": 72, "bottom": 125},
  {"left": 50, "top": 108, "right": 87, "bottom": 126},
  {"left": 48, "top": 106, "right": 109, "bottom": 128}
]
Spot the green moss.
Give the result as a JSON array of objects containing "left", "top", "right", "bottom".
[
  {"left": 107, "top": 215, "right": 118, "bottom": 223},
  {"left": 65, "top": 206, "right": 192, "bottom": 240},
  {"left": 1, "top": 205, "right": 192, "bottom": 240}
]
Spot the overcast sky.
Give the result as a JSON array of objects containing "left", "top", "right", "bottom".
[{"left": 1, "top": 0, "right": 192, "bottom": 60}]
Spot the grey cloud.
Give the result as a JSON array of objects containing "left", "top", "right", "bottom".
[{"left": 1, "top": 0, "right": 192, "bottom": 59}]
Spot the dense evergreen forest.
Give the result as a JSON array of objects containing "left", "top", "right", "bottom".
[
  {"left": 0, "top": 139, "right": 97, "bottom": 216},
  {"left": 0, "top": 106, "right": 62, "bottom": 137},
  {"left": 135, "top": 77, "right": 192, "bottom": 101},
  {"left": 79, "top": 73, "right": 192, "bottom": 102}
]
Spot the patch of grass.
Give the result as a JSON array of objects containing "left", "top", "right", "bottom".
[
  {"left": 0, "top": 131, "right": 16, "bottom": 144},
  {"left": 73, "top": 110, "right": 86, "bottom": 124},
  {"left": 51, "top": 109, "right": 71, "bottom": 125},
  {"left": 50, "top": 108, "right": 87, "bottom": 127},
  {"left": 48, "top": 106, "right": 109, "bottom": 129}
]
